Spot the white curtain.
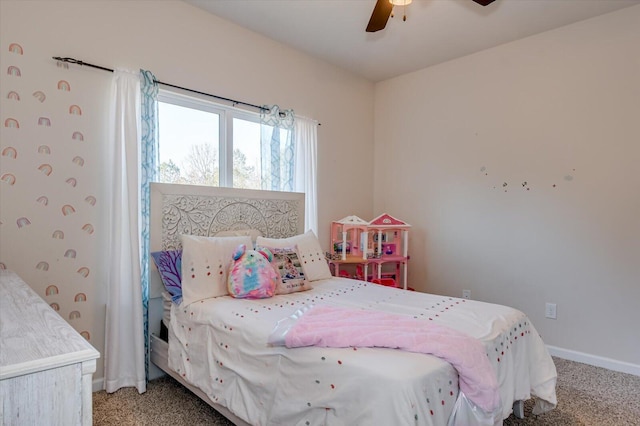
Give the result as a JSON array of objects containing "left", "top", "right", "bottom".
[
  {"left": 104, "top": 69, "right": 146, "bottom": 394},
  {"left": 294, "top": 116, "right": 319, "bottom": 234}
]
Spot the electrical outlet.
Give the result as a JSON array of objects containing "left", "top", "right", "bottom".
[
  {"left": 545, "top": 303, "right": 557, "bottom": 319},
  {"left": 462, "top": 290, "right": 471, "bottom": 300}
]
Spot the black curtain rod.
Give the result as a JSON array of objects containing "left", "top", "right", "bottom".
[{"left": 52, "top": 56, "right": 268, "bottom": 112}]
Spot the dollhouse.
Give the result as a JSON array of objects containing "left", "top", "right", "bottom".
[
  {"left": 327, "top": 213, "right": 411, "bottom": 289},
  {"left": 327, "top": 215, "right": 371, "bottom": 281},
  {"left": 329, "top": 215, "right": 369, "bottom": 260}
]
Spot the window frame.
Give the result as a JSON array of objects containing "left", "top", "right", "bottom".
[{"left": 157, "top": 89, "right": 262, "bottom": 188}]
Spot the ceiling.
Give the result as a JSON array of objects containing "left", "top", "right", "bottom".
[{"left": 184, "top": 0, "right": 640, "bottom": 82}]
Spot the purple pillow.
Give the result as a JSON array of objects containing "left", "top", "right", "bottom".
[{"left": 151, "top": 250, "right": 182, "bottom": 304}]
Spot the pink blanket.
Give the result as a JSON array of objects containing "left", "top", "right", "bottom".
[{"left": 283, "top": 305, "right": 500, "bottom": 413}]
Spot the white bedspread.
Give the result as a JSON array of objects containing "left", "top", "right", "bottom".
[{"left": 168, "top": 278, "right": 557, "bottom": 426}]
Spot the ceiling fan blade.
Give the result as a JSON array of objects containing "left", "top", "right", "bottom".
[
  {"left": 366, "top": 0, "right": 393, "bottom": 33},
  {"left": 471, "top": 0, "right": 496, "bottom": 6}
]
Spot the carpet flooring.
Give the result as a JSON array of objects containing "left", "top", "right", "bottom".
[{"left": 93, "top": 357, "right": 640, "bottom": 425}]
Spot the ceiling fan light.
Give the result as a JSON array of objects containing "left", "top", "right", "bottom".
[{"left": 389, "top": 0, "right": 412, "bottom": 6}]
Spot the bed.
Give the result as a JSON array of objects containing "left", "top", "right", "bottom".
[{"left": 148, "top": 183, "right": 557, "bottom": 426}]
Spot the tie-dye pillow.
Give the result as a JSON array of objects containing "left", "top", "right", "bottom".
[
  {"left": 227, "top": 244, "right": 278, "bottom": 299},
  {"left": 150, "top": 250, "right": 183, "bottom": 304}
]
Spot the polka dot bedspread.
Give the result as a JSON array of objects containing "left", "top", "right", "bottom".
[{"left": 168, "top": 277, "right": 557, "bottom": 425}]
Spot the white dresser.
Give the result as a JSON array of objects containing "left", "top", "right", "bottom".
[{"left": 0, "top": 270, "right": 100, "bottom": 425}]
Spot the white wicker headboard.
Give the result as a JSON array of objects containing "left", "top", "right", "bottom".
[{"left": 149, "top": 183, "right": 305, "bottom": 298}]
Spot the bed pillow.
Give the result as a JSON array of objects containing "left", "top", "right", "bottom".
[
  {"left": 256, "top": 230, "right": 331, "bottom": 282},
  {"left": 215, "top": 229, "right": 263, "bottom": 245},
  {"left": 227, "top": 244, "right": 278, "bottom": 299},
  {"left": 256, "top": 245, "right": 312, "bottom": 294},
  {"left": 160, "top": 290, "right": 173, "bottom": 327},
  {"left": 150, "top": 250, "right": 183, "bottom": 304},
  {"left": 180, "top": 234, "right": 252, "bottom": 305}
]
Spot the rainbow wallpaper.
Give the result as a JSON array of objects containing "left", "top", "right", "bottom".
[{"left": 0, "top": 41, "right": 99, "bottom": 342}]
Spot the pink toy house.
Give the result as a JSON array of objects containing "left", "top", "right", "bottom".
[
  {"left": 367, "top": 213, "right": 411, "bottom": 289},
  {"left": 328, "top": 215, "right": 371, "bottom": 280},
  {"left": 329, "top": 215, "right": 369, "bottom": 260},
  {"left": 327, "top": 213, "right": 411, "bottom": 289}
]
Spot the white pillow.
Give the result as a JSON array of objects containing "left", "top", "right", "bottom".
[
  {"left": 180, "top": 234, "right": 252, "bottom": 305},
  {"left": 160, "top": 290, "right": 172, "bottom": 328},
  {"left": 256, "top": 230, "right": 331, "bottom": 282},
  {"left": 214, "top": 229, "right": 263, "bottom": 245}
]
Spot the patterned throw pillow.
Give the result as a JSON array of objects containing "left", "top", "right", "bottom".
[
  {"left": 150, "top": 250, "right": 183, "bottom": 304},
  {"left": 257, "top": 245, "right": 312, "bottom": 294},
  {"left": 256, "top": 230, "right": 331, "bottom": 282}
]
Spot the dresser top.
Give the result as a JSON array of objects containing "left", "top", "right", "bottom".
[{"left": 0, "top": 270, "right": 99, "bottom": 380}]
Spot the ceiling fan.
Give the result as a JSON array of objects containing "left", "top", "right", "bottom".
[{"left": 366, "top": 0, "right": 496, "bottom": 32}]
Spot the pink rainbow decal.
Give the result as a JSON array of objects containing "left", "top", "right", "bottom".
[
  {"left": 77, "top": 266, "right": 90, "bottom": 278},
  {"left": 7, "top": 66, "right": 21, "bottom": 77},
  {"left": 84, "top": 195, "right": 96, "bottom": 206},
  {"left": 38, "top": 145, "right": 51, "bottom": 154},
  {"left": 36, "top": 196, "right": 49, "bottom": 206},
  {"left": 8, "top": 43, "right": 23, "bottom": 55},
  {"left": 72, "top": 156, "right": 84, "bottom": 166},
  {"left": 1, "top": 147, "right": 17, "bottom": 158},
  {"left": 64, "top": 249, "right": 77, "bottom": 259},
  {"left": 16, "top": 217, "right": 31, "bottom": 228},
  {"left": 4, "top": 118, "right": 19, "bottom": 128},
  {"left": 66, "top": 177, "right": 77, "bottom": 187},
  {"left": 52, "top": 230, "right": 64, "bottom": 239},
  {"left": 32, "top": 91, "right": 46, "bottom": 102},
  {"left": 7, "top": 91, "right": 20, "bottom": 100},
  {"left": 50, "top": 303, "right": 60, "bottom": 311},
  {"left": 72, "top": 131, "right": 84, "bottom": 141},
  {"left": 62, "top": 204, "right": 76, "bottom": 215},
  {"left": 46, "top": 285, "right": 59, "bottom": 296},
  {"left": 57, "top": 80, "right": 71, "bottom": 91},
  {"left": 38, "top": 117, "right": 51, "bottom": 126},
  {"left": 69, "top": 105, "right": 82, "bottom": 115},
  {"left": 82, "top": 223, "right": 94, "bottom": 234},
  {"left": 80, "top": 331, "right": 90, "bottom": 340},
  {"left": 69, "top": 311, "right": 81, "bottom": 320},
  {"left": 74, "top": 293, "right": 87, "bottom": 302},
  {"left": 38, "top": 163, "right": 53, "bottom": 176},
  {"left": 36, "top": 261, "right": 49, "bottom": 271},
  {"left": 1, "top": 174, "right": 16, "bottom": 185}
]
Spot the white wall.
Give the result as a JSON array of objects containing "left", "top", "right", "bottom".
[
  {"left": 374, "top": 5, "right": 640, "bottom": 367},
  {"left": 0, "top": 0, "right": 374, "bottom": 386}
]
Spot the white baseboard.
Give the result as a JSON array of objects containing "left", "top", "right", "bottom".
[
  {"left": 547, "top": 345, "right": 640, "bottom": 377},
  {"left": 93, "top": 377, "right": 104, "bottom": 392}
]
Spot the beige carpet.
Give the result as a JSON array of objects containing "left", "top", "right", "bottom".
[{"left": 93, "top": 357, "right": 640, "bottom": 425}]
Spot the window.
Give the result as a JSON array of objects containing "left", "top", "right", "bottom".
[{"left": 157, "top": 90, "right": 262, "bottom": 189}]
